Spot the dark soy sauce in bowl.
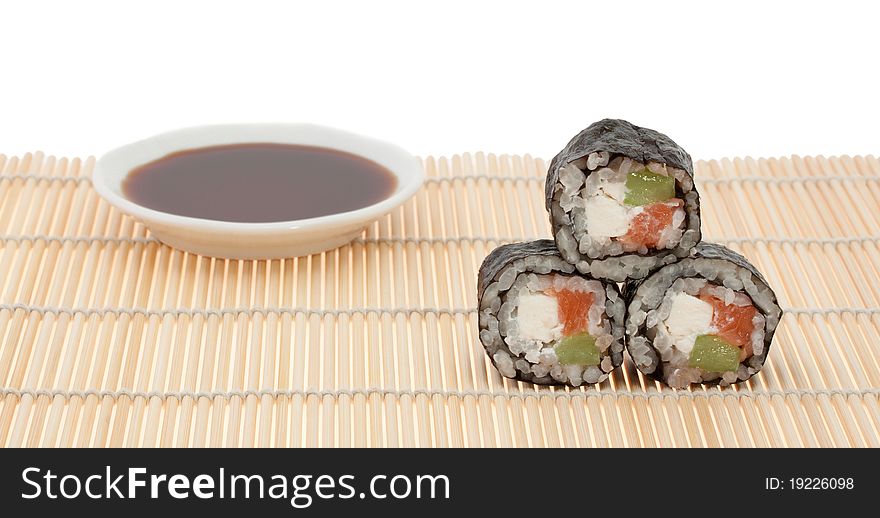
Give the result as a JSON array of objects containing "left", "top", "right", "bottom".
[{"left": 122, "top": 143, "right": 398, "bottom": 223}]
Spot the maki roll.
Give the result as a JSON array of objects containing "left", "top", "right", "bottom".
[
  {"left": 546, "top": 119, "right": 701, "bottom": 281},
  {"left": 478, "top": 240, "right": 625, "bottom": 386},
  {"left": 624, "top": 243, "right": 782, "bottom": 388}
]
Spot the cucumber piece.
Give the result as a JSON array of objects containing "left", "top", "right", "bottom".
[
  {"left": 688, "top": 334, "right": 740, "bottom": 372},
  {"left": 624, "top": 169, "right": 676, "bottom": 206},
  {"left": 555, "top": 333, "right": 600, "bottom": 366}
]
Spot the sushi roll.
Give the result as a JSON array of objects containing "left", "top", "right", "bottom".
[
  {"left": 478, "top": 240, "right": 625, "bottom": 386},
  {"left": 545, "top": 119, "right": 701, "bottom": 281},
  {"left": 624, "top": 243, "right": 782, "bottom": 388}
]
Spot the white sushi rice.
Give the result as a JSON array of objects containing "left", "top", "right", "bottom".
[
  {"left": 551, "top": 152, "right": 701, "bottom": 281},
  {"left": 479, "top": 255, "right": 625, "bottom": 386},
  {"left": 625, "top": 257, "right": 781, "bottom": 389}
]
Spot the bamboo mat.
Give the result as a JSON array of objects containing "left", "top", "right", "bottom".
[{"left": 0, "top": 151, "right": 879, "bottom": 448}]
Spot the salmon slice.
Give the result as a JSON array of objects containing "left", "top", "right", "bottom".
[
  {"left": 619, "top": 199, "right": 683, "bottom": 248},
  {"left": 698, "top": 291, "right": 757, "bottom": 359},
  {"left": 555, "top": 289, "right": 595, "bottom": 336}
]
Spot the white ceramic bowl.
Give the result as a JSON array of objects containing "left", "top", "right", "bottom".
[{"left": 93, "top": 124, "right": 424, "bottom": 259}]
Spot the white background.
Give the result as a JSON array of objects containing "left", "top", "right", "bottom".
[{"left": 0, "top": 0, "right": 877, "bottom": 161}]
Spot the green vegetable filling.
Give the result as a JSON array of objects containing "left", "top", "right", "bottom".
[
  {"left": 555, "top": 333, "right": 600, "bottom": 366},
  {"left": 623, "top": 169, "right": 676, "bottom": 206},
  {"left": 688, "top": 334, "right": 740, "bottom": 372}
]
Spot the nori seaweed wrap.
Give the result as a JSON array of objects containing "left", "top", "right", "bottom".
[
  {"left": 545, "top": 119, "right": 701, "bottom": 282},
  {"left": 623, "top": 242, "right": 782, "bottom": 388},
  {"left": 477, "top": 240, "right": 625, "bottom": 386}
]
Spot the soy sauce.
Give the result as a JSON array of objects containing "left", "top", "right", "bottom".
[{"left": 122, "top": 143, "right": 398, "bottom": 223}]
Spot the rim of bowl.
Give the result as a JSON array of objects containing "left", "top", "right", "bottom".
[{"left": 92, "top": 123, "right": 424, "bottom": 233}]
